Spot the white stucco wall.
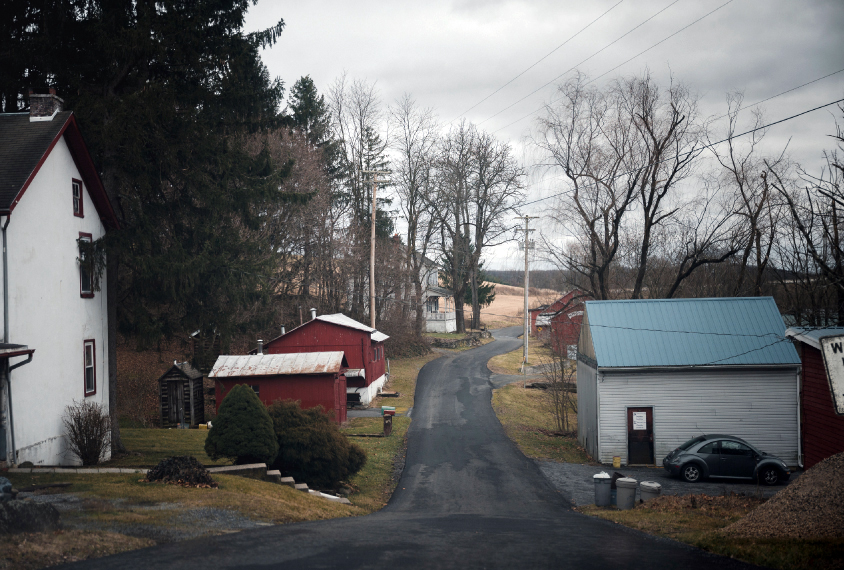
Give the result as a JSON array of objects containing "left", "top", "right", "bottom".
[
  {"left": 348, "top": 373, "right": 387, "bottom": 406},
  {"left": 595, "top": 367, "right": 800, "bottom": 467},
  {"left": 1, "top": 133, "right": 109, "bottom": 465}
]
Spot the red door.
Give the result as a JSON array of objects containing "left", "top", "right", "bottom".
[{"left": 627, "top": 407, "right": 654, "bottom": 464}]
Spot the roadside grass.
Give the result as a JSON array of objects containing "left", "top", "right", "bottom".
[
  {"left": 342, "top": 417, "right": 410, "bottom": 513},
  {"left": 0, "top": 530, "right": 155, "bottom": 570},
  {"left": 491, "top": 383, "right": 588, "bottom": 463},
  {"left": 487, "top": 341, "right": 554, "bottom": 375},
  {"left": 4, "top": 472, "right": 359, "bottom": 524},
  {"left": 104, "top": 428, "right": 231, "bottom": 468},
  {"left": 578, "top": 499, "right": 844, "bottom": 570}
]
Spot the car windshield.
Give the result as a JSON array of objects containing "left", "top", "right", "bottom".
[{"left": 678, "top": 435, "right": 706, "bottom": 451}]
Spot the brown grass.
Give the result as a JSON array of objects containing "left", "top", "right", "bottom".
[
  {"left": 491, "top": 383, "right": 588, "bottom": 463},
  {"left": 579, "top": 495, "right": 844, "bottom": 570},
  {"left": 0, "top": 530, "right": 155, "bottom": 570},
  {"left": 479, "top": 282, "right": 560, "bottom": 329},
  {"left": 487, "top": 341, "right": 555, "bottom": 374},
  {"left": 104, "top": 428, "right": 230, "bottom": 468}
]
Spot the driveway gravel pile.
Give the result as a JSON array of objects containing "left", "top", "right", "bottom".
[{"left": 722, "top": 451, "right": 844, "bottom": 539}]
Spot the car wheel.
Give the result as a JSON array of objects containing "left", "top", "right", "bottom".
[
  {"left": 681, "top": 463, "right": 702, "bottom": 483},
  {"left": 759, "top": 467, "right": 780, "bottom": 486}
]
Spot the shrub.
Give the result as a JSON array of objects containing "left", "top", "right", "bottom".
[
  {"left": 268, "top": 400, "right": 366, "bottom": 489},
  {"left": 146, "top": 456, "right": 217, "bottom": 488},
  {"left": 63, "top": 400, "right": 111, "bottom": 466},
  {"left": 204, "top": 384, "right": 278, "bottom": 465}
]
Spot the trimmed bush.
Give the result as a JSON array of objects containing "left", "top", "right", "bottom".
[
  {"left": 204, "top": 384, "right": 278, "bottom": 465},
  {"left": 268, "top": 399, "right": 366, "bottom": 489}
]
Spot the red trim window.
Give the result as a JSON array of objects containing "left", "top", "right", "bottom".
[
  {"left": 84, "top": 339, "right": 96, "bottom": 395},
  {"left": 72, "top": 178, "right": 83, "bottom": 217},
  {"left": 79, "top": 232, "right": 94, "bottom": 298}
]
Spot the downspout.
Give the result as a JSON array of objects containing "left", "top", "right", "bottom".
[
  {"left": 2, "top": 214, "right": 12, "bottom": 464},
  {"left": 796, "top": 368, "right": 803, "bottom": 469}
]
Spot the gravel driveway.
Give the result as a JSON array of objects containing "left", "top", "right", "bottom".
[{"left": 537, "top": 461, "right": 801, "bottom": 506}]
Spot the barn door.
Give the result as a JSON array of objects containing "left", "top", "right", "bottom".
[
  {"left": 627, "top": 407, "right": 654, "bottom": 465},
  {"left": 168, "top": 381, "right": 184, "bottom": 424}
]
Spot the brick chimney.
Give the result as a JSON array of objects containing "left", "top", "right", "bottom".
[{"left": 29, "top": 88, "right": 64, "bottom": 122}]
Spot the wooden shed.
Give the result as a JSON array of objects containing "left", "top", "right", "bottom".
[
  {"left": 158, "top": 362, "right": 205, "bottom": 427},
  {"left": 259, "top": 312, "right": 389, "bottom": 406},
  {"left": 209, "top": 351, "right": 349, "bottom": 424},
  {"left": 577, "top": 297, "right": 801, "bottom": 467},
  {"left": 785, "top": 327, "right": 844, "bottom": 469}
]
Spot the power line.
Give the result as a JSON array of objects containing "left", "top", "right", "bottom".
[
  {"left": 450, "top": 0, "right": 625, "bottom": 123},
  {"left": 490, "top": 0, "right": 734, "bottom": 133},
  {"left": 476, "top": 0, "right": 687, "bottom": 128},
  {"left": 516, "top": 96, "right": 844, "bottom": 213}
]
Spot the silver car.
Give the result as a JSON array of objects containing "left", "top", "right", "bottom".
[{"left": 662, "top": 434, "right": 791, "bottom": 485}]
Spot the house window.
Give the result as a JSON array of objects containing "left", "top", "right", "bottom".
[
  {"left": 84, "top": 340, "right": 96, "bottom": 395},
  {"left": 250, "top": 385, "right": 260, "bottom": 398},
  {"left": 72, "top": 179, "right": 83, "bottom": 217},
  {"left": 79, "top": 233, "right": 93, "bottom": 297}
]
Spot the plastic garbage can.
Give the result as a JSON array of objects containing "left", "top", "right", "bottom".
[
  {"left": 616, "top": 477, "right": 638, "bottom": 510},
  {"left": 593, "top": 472, "right": 611, "bottom": 507},
  {"left": 640, "top": 481, "right": 662, "bottom": 502}
]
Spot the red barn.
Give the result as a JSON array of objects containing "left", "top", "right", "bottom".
[
  {"left": 535, "top": 290, "right": 590, "bottom": 358},
  {"left": 529, "top": 305, "right": 547, "bottom": 336},
  {"left": 786, "top": 327, "right": 844, "bottom": 469},
  {"left": 261, "top": 313, "right": 389, "bottom": 406},
  {"left": 209, "top": 352, "right": 348, "bottom": 424}
]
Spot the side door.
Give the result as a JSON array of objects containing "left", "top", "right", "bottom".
[
  {"left": 697, "top": 440, "right": 721, "bottom": 477},
  {"left": 719, "top": 440, "right": 756, "bottom": 478},
  {"left": 167, "top": 381, "right": 183, "bottom": 424},
  {"left": 627, "top": 407, "right": 654, "bottom": 464}
]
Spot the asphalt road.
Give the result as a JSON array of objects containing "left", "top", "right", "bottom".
[{"left": 68, "top": 327, "right": 759, "bottom": 569}]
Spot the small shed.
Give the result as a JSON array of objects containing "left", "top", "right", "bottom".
[
  {"left": 260, "top": 312, "right": 389, "bottom": 406},
  {"left": 785, "top": 327, "right": 844, "bottom": 469},
  {"left": 577, "top": 297, "right": 801, "bottom": 467},
  {"left": 158, "top": 362, "right": 205, "bottom": 427},
  {"left": 209, "top": 351, "right": 348, "bottom": 424},
  {"left": 535, "top": 290, "right": 589, "bottom": 358}
]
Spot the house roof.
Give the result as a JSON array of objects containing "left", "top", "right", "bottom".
[
  {"left": 426, "top": 285, "right": 453, "bottom": 297},
  {"left": 259, "top": 313, "right": 390, "bottom": 349},
  {"left": 209, "top": 351, "right": 348, "bottom": 378},
  {"left": 584, "top": 297, "right": 800, "bottom": 368},
  {"left": 785, "top": 327, "right": 844, "bottom": 350},
  {"left": 159, "top": 361, "right": 203, "bottom": 381},
  {"left": 0, "top": 112, "right": 118, "bottom": 229}
]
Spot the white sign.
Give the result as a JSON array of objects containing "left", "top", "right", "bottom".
[
  {"left": 632, "top": 412, "right": 647, "bottom": 431},
  {"left": 820, "top": 335, "right": 844, "bottom": 416}
]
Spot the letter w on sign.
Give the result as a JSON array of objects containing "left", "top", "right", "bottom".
[{"left": 820, "top": 335, "right": 844, "bottom": 416}]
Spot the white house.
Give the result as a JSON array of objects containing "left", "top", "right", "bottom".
[
  {"left": 417, "top": 256, "right": 456, "bottom": 333},
  {"left": 0, "top": 91, "right": 119, "bottom": 466},
  {"left": 577, "top": 297, "right": 802, "bottom": 467}
]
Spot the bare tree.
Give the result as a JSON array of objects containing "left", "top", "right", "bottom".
[
  {"left": 389, "top": 94, "right": 439, "bottom": 335},
  {"left": 769, "top": 106, "right": 844, "bottom": 324}
]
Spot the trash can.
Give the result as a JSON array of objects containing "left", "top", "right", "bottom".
[
  {"left": 616, "top": 477, "right": 638, "bottom": 510},
  {"left": 593, "top": 472, "right": 611, "bottom": 507},
  {"left": 640, "top": 481, "right": 662, "bottom": 502}
]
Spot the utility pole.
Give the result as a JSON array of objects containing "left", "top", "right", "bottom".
[
  {"left": 516, "top": 216, "right": 538, "bottom": 372},
  {"left": 363, "top": 170, "right": 390, "bottom": 328}
]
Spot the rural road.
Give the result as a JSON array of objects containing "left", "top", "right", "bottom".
[{"left": 68, "top": 327, "right": 758, "bottom": 569}]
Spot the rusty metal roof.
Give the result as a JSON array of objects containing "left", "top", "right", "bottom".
[{"left": 208, "top": 352, "right": 347, "bottom": 378}]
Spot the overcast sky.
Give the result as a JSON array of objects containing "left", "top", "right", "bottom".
[{"left": 246, "top": 0, "right": 844, "bottom": 271}]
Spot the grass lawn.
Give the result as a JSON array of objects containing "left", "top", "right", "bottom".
[
  {"left": 104, "top": 428, "right": 231, "bottom": 468},
  {"left": 578, "top": 498, "right": 844, "bottom": 570},
  {"left": 487, "top": 341, "right": 556, "bottom": 375},
  {"left": 342, "top": 416, "right": 410, "bottom": 513},
  {"left": 491, "top": 383, "right": 588, "bottom": 463}
]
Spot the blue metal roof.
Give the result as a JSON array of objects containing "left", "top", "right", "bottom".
[{"left": 585, "top": 297, "right": 800, "bottom": 368}]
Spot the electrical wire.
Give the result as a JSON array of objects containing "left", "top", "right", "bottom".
[
  {"left": 490, "top": 0, "right": 734, "bottom": 133},
  {"left": 478, "top": 0, "right": 686, "bottom": 127},
  {"left": 450, "top": 0, "right": 625, "bottom": 123},
  {"left": 516, "top": 96, "right": 844, "bottom": 213}
]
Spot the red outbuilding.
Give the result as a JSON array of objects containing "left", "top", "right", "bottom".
[
  {"left": 209, "top": 352, "right": 348, "bottom": 424},
  {"left": 535, "top": 290, "right": 590, "bottom": 358},
  {"left": 260, "top": 312, "right": 389, "bottom": 406},
  {"left": 786, "top": 327, "right": 844, "bottom": 469}
]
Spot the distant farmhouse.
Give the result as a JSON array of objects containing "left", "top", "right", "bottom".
[
  {"left": 577, "top": 297, "right": 801, "bottom": 467},
  {"left": 0, "top": 91, "right": 118, "bottom": 466}
]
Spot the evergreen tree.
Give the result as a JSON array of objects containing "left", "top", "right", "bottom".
[{"left": 205, "top": 384, "right": 278, "bottom": 465}]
